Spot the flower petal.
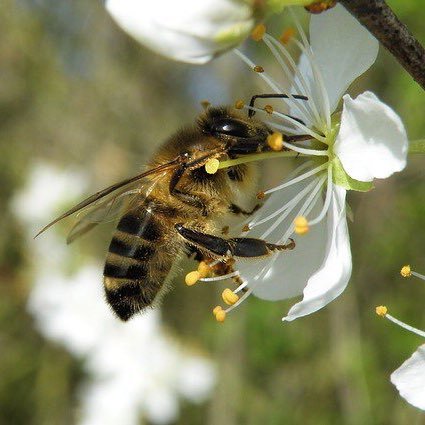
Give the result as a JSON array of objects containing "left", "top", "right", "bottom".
[
  {"left": 391, "top": 344, "right": 425, "bottom": 410},
  {"left": 105, "top": 0, "right": 255, "bottom": 64},
  {"left": 239, "top": 174, "right": 328, "bottom": 300},
  {"left": 334, "top": 91, "right": 408, "bottom": 182},
  {"left": 309, "top": 4, "right": 379, "bottom": 112},
  {"left": 283, "top": 185, "right": 352, "bottom": 321}
]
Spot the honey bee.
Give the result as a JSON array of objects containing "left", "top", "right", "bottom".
[{"left": 38, "top": 99, "right": 308, "bottom": 321}]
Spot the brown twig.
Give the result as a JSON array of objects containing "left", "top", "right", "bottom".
[{"left": 338, "top": 0, "right": 425, "bottom": 90}]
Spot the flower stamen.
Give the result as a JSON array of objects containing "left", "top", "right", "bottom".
[
  {"left": 375, "top": 305, "right": 425, "bottom": 338},
  {"left": 251, "top": 23, "right": 266, "bottom": 41},
  {"left": 222, "top": 288, "right": 239, "bottom": 305}
]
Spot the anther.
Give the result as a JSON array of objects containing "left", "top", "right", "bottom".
[
  {"left": 197, "top": 261, "right": 211, "bottom": 278},
  {"left": 253, "top": 65, "right": 264, "bottom": 73},
  {"left": 213, "top": 306, "right": 226, "bottom": 323},
  {"left": 375, "top": 305, "right": 388, "bottom": 317},
  {"left": 256, "top": 191, "right": 265, "bottom": 200},
  {"left": 185, "top": 271, "right": 200, "bottom": 286},
  {"left": 251, "top": 23, "right": 266, "bottom": 41},
  {"left": 205, "top": 158, "right": 220, "bottom": 174},
  {"left": 280, "top": 27, "right": 295, "bottom": 45},
  {"left": 222, "top": 288, "right": 239, "bottom": 306},
  {"left": 305, "top": 0, "right": 337, "bottom": 14},
  {"left": 400, "top": 265, "right": 412, "bottom": 278},
  {"left": 235, "top": 99, "right": 245, "bottom": 109},
  {"left": 242, "top": 224, "right": 250, "bottom": 232},
  {"left": 200, "top": 100, "right": 210, "bottom": 109},
  {"left": 264, "top": 104, "right": 274, "bottom": 115},
  {"left": 267, "top": 132, "right": 283, "bottom": 151},
  {"left": 294, "top": 216, "right": 309, "bottom": 235}
]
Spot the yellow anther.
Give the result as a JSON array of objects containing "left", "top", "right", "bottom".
[
  {"left": 185, "top": 271, "right": 200, "bottom": 286},
  {"left": 294, "top": 216, "right": 309, "bottom": 235},
  {"left": 197, "top": 261, "right": 211, "bottom": 278},
  {"left": 256, "top": 191, "right": 265, "bottom": 200},
  {"left": 213, "top": 306, "right": 222, "bottom": 315},
  {"left": 280, "top": 27, "right": 296, "bottom": 45},
  {"left": 205, "top": 158, "right": 220, "bottom": 174},
  {"left": 264, "top": 104, "right": 274, "bottom": 115},
  {"left": 305, "top": 0, "right": 337, "bottom": 14},
  {"left": 235, "top": 99, "right": 245, "bottom": 109},
  {"left": 375, "top": 305, "right": 388, "bottom": 317},
  {"left": 253, "top": 65, "right": 264, "bottom": 73},
  {"left": 267, "top": 132, "right": 283, "bottom": 151},
  {"left": 251, "top": 23, "right": 266, "bottom": 41},
  {"left": 213, "top": 306, "right": 226, "bottom": 323},
  {"left": 213, "top": 307, "right": 226, "bottom": 323},
  {"left": 400, "top": 265, "right": 412, "bottom": 278},
  {"left": 222, "top": 288, "right": 239, "bottom": 306},
  {"left": 242, "top": 224, "right": 250, "bottom": 232},
  {"left": 200, "top": 100, "right": 210, "bottom": 109}
]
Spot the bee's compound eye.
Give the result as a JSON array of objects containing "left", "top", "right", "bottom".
[{"left": 211, "top": 118, "right": 250, "bottom": 138}]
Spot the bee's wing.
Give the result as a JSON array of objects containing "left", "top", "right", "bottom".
[
  {"left": 35, "top": 159, "right": 180, "bottom": 240},
  {"left": 65, "top": 187, "right": 142, "bottom": 244}
]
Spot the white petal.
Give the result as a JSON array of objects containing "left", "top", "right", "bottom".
[
  {"left": 334, "top": 91, "right": 408, "bottom": 182},
  {"left": 105, "top": 0, "right": 255, "bottom": 64},
  {"left": 310, "top": 4, "right": 379, "bottom": 112},
  {"left": 283, "top": 185, "right": 352, "bottom": 321},
  {"left": 391, "top": 344, "right": 425, "bottom": 410},
  {"left": 239, "top": 175, "right": 328, "bottom": 300}
]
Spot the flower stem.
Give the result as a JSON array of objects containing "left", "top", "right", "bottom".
[
  {"left": 409, "top": 139, "right": 425, "bottom": 154},
  {"left": 218, "top": 150, "right": 303, "bottom": 169}
]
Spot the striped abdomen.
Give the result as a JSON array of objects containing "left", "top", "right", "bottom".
[{"left": 103, "top": 205, "right": 174, "bottom": 321}]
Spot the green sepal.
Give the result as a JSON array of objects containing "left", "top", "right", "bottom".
[
  {"left": 332, "top": 157, "right": 374, "bottom": 192},
  {"left": 214, "top": 22, "right": 253, "bottom": 44}
]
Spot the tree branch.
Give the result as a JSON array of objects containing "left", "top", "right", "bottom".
[{"left": 338, "top": 0, "right": 425, "bottom": 90}]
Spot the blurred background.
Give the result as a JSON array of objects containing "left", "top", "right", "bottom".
[{"left": 1, "top": 0, "right": 424, "bottom": 424}]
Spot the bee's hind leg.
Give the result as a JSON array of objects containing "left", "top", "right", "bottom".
[{"left": 175, "top": 223, "right": 295, "bottom": 259}]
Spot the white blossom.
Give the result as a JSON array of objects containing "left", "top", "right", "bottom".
[
  {"left": 105, "top": 0, "right": 310, "bottom": 64},
  {"left": 391, "top": 344, "right": 425, "bottom": 411},
  {"left": 215, "top": 5, "right": 408, "bottom": 321}
]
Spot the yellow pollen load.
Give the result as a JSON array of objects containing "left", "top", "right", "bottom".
[
  {"left": 280, "top": 27, "right": 295, "bottom": 45},
  {"left": 400, "top": 265, "right": 412, "bottom": 278},
  {"left": 294, "top": 216, "right": 309, "bottom": 235},
  {"left": 185, "top": 271, "right": 200, "bottom": 286},
  {"left": 213, "top": 306, "right": 226, "bottom": 323},
  {"left": 205, "top": 158, "right": 220, "bottom": 174},
  {"left": 267, "top": 132, "right": 283, "bottom": 151},
  {"left": 235, "top": 99, "right": 245, "bottom": 109},
  {"left": 197, "top": 261, "right": 211, "bottom": 278},
  {"left": 253, "top": 65, "right": 264, "bottom": 73},
  {"left": 251, "top": 23, "right": 266, "bottom": 41},
  {"left": 375, "top": 305, "right": 388, "bottom": 317},
  {"left": 222, "top": 288, "right": 239, "bottom": 306}
]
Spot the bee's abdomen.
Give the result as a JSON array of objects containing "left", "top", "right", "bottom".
[{"left": 103, "top": 207, "right": 173, "bottom": 321}]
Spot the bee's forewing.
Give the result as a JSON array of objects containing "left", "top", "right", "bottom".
[{"left": 34, "top": 159, "right": 179, "bottom": 239}]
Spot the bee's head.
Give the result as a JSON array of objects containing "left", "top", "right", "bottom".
[{"left": 197, "top": 106, "right": 271, "bottom": 155}]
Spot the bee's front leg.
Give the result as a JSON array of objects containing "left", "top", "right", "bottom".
[{"left": 175, "top": 224, "right": 295, "bottom": 259}]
